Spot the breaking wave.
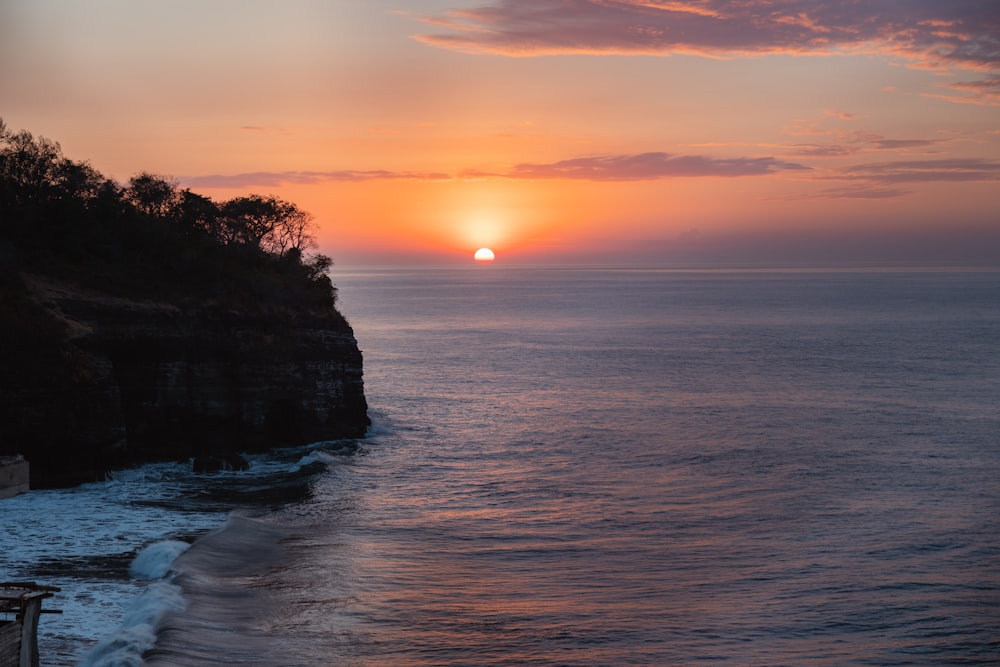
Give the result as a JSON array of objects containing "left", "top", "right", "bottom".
[{"left": 78, "top": 542, "right": 189, "bottom": 667}]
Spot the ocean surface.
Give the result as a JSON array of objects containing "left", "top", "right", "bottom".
[{"left": 2, "top": 266, "right": 999, "bottom": 665}]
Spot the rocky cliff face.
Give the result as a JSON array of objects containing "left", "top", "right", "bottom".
[{"left": 1, "top": 277, "right": 369, "bottom": 488}]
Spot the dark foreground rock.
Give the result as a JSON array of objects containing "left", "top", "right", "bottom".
[
  {"left": 0, "top": 276, "right": 369, "bottom": 488},
  {"left": 192, "top": 454, "right": 251, "bottom": 474}
]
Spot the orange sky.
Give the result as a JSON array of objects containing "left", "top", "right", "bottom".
[{"left": 2, "top": 0, "right": 998, "bottom": 265}]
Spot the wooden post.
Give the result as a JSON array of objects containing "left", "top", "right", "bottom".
[
  {"left": 18, "top": 596, "right": 41, "bottom": 667},
  {"left": 1, "top": 584, "right": 59, "bottom": 667}
]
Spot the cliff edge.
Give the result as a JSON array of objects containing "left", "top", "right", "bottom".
[
  {"left": 1, "top": 273, "right": 370, "bottom": 489},
  {"left": 0, "top": 121, "right": 369, "bottom": 487}
]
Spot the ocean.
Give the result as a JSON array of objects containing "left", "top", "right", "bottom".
[{"left": 2, "top": 266, "right": 998, "bottom": 665}]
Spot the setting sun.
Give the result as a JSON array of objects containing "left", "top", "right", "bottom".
[{"left": 474, "top": 247, "right": 495, "bottom": 263}]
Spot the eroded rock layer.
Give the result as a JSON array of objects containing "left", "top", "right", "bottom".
[{"left": 1, "top": 277, "right": 369, "bottom": 488}]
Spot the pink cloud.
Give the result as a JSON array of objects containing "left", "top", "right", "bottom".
[
  {"left": 825, "top": 110, "right": 856, "bottom": 121},
  {"left": 935, "top": 75, "right": 1000, "bottom": 105},
  {"left": 416, "top": 1, "right": 1000, "bottom": 75},
  {"left": 182, "top": 154, "right": 1000, "bottom": 192},
  {"left": 788, "top": 157, "right": 1000, "bottom": 198},
  {"left": 490, "top": 152, "right": 809, "bottom": 179},
  {"left": 782, "top": 128, "right": 946, "bottom": 159},
  {"left": 812, "top": 184, "right": 912, "bottom": 200},
  {"left": 183, "top": 152, "right": 809, "bottom": 188},
  {"left": 839, "top": 158, "right": 1000, "bottom": 183},
  {"left": 789, "top": 144, "right": 855, "bottom": 158},
  {"left": 181, "top": 170, "right": 452, "bottom": 188},
  {"left": 793, "top": 156, "right": 1000, "bottom": 198}
]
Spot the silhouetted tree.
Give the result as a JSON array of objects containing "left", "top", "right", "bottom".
[
  {"left": 125, "top": 173, "right": 181, "bottom": 219},
  {"left": 306, "top": 252, "right": 333, "bottom": 279},
  {"left": 0, "top": 123, "right": 64, "bottom": 212},
  {"left": 220, "top": 194, "right": 316, "bottom": 254},
  {"left": 220, "top": 194, "right": 281, "bottom": 247},
  {"left": 267, "top": 205, "right": 317, "bottom": 255},
  {"left": 175, "top": 189, "right": 222, "bottom": 239},
  {"left": 1, "top": 118, "right": 333, "bottom": 309},
  {"left": 55, "top": 160, "right": 107, "bottom": 206}
]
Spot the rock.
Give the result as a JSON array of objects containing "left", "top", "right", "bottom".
[
  {"left": 0, "top": 277, "right": 369, "bottom": 488},
  {"left": 193, "top": 454, "right": 250, "bottom": 473},
  {"left": 0, "top": 455, "right": 30, "bottom": 498}
]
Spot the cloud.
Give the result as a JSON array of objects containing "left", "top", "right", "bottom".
[
  {"left": 812, "top": 184, "right": 912, "bottom": 200},
  {"left": 788, "top": 157, "right": 1000, "bottom": 198},
  {"left": 416, "top": 1, "right": 1000, "bottom": 75},
  {"left": 478, "top": 152, "right": 810, "bottom": 180},
  {"left": 183, "top": 154, "right": 998, "bottom": 193},
  {"left": 932, "top": 75, "right": 1000, "bottom": 105},
  {"left": 788, "top": 144, "right": 855, "bottom": 158},
  {"left": 782, "top": 127, "right": 946, "bottom": 158},
  {"left": 183, "top": 152, "right": 809, "bottom": 188},
  {"left": 181, "top": 169, "right": 452, "bottom": 188},
  {"left": 825, "top": 109, "right": 856, "bottom": 121},
  {"left": 869, "top": 138, "right": 942, "bottom": 150},
  {"left": 839, "top": 158, "right": 1000, "bottom": 183}
]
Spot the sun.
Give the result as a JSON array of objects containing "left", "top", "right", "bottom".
[{"left": 474, "top": 247, "right": 495, "bottom": 263}]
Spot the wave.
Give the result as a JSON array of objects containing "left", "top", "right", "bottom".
[
  {"left": 141, "top": 515, "right": 299, "bottom": 666},
  {"left": 125, "top": 444, "right": 356, "bottom": 664},
  {"left": 78, "top": 514, "right": 300, "bottom": 666},
  {"left": 365, "top": 409, "right": 393, "bottom": 436},
  {"left": 62, "top": 441, "right": 363, "bottom": 666},
  {"left": 130, "top": 540, "right": 190, "bottom": 580},
  {"left": 78, "top": 542, "right": 189, "bottom": 667}
]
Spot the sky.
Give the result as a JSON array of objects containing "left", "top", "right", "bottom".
[{"left": 2, "top": 0, "right": 999, "bottom": 266}]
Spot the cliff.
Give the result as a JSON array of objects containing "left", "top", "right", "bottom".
[
  {"left": 0, "top": 121, "right": 370, "bottom": 488},
  {"left": 0, "top": 275, "right": 369, "bottom": 488}
]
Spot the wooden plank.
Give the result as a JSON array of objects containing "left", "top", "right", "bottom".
[{"left": 0, "top": 620, "right": 22, "bottom": 665}]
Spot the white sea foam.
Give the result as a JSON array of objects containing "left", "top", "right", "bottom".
[
  {"left": 130, "top": 540, "right": 190, "bottom": 580},
  {"left": 0, "top": 461, "right": 226, "bottom": 666},
  {"left": 295, "top": 449, "right": 342, "bottom": 468},
  {"left": 294, "top": 442, "right": 358, "bottom": 468},
  {"left": 77, "top": 580, "right": 186, "bottom": 667},
  {"left": 365, "top": 410, "right": 392, "bottom": 436},
  {"left": 81, "top": 541, "right": 189, "bottom": 667},
  {"left": 76, "top": 541, "right": 190, "bottom": 667}
]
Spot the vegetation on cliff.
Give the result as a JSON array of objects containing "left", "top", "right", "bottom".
[
  {"left": 0, "top": 120, "right": 368, "bottom": 487},
  {"left": 0, "top": 118, "right": 339, "bottom": 313}
]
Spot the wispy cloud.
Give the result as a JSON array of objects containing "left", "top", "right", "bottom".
[
  {"left": 183, "top": 154, "right": 1000, "bottom": 191},
  {"left": 930, "top": 75, "right": 1000, "bottom": 106},
  {"left": 797, "top": 157, "right": 1000, "bottom": 198},
  {"left": 781, "top": 125, "right": 947, "bottom": 159},
  {"left": 811, "top": 184, "right": 913, "bottom": 200},
  {"left": 839, "top": 158, "right": 1000, "bottom": 184},
  {"left": 236, "top": 125, "right": 302, "bottom": 136},
  {"left": 482, "top": 152, "right": 810, "bottom": 180},
  {"left": 825, "top": 109, "right": 857, "bottom": 121},
  {"left": 416, "top": 1, "right": 1000, "bottom": 78},
  {"left": 870, "top": 138, "right": 942, "bottom": 150},
  {"left": 183, "top": 151, "right": 810, "bottom": 188},
  {"left": 181, "top": 169, "right": 452, "bottom": 188},
  {"left": 788, "top": 144, "right": 855, "bottom": 158}
]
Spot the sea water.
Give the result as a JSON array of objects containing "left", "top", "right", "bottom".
[{"left": 2, "top": 267, "right": 998, "bottom": 665}]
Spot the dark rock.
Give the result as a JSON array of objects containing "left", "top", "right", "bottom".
[
  {"left": 192, "top": 454, "right": 250, "bottom": 473},
  {"left": 0, "top": 276, "right": 369, "bottom": 488}
]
